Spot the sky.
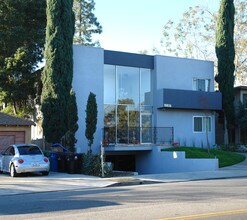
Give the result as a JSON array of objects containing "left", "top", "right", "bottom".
[{"left": 93, "top": 0, "right": 220, "bottom": 54}]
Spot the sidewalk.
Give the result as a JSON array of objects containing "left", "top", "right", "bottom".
[{"left": 0, "top": 172, "right": 114, "bottom": 196}]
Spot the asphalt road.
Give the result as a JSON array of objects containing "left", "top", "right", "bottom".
[{"left": 0, "top": 177, "right": 247, "bottom": 220}]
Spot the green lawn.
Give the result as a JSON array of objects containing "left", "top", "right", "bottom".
[{"left": 161, "top": 147, "right": 246, "bottom": 168}]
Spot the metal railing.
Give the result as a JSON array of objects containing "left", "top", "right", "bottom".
[{"left": 103, "top": 127, "right": 174, "bottom": 146}]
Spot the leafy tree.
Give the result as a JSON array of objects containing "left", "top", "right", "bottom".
[
  {"left": 73, "top": 0, "right": 102, "bottom": 45},
  {"left": 85, "top": 92, "right": 98, "bottom": 153},
  {"left": 160, "top": 0, "right": 247, "bottom": 85},
  {"left": 41, "top": 0, "right": 75, "bottom": 143},
  {"left": 0, "top": 0, "right": 46, "bottom": 116},
  {"left": 215, "top": 0, "right": 235, "bottom": 144},
  {"left": 234, "top": 0, "right": 247, "bottom": 85},
  {"left": 66, "top": 90, "right": 79, "bottom": 152},
  {"left": 160, "top": 6, "right": 216, "bottom": 60}
]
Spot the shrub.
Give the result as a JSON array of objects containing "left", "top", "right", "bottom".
[
  {"left": 81, "top": 153, "right": 112, "bottom": 177},
  {"left": 219, "top": 145, "right": 239, "bottom": 152},
  {"left": 82, "top": 153, "right": 101, "bottom": 176}
]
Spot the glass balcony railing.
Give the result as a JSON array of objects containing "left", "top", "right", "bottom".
[{"left": 103, "top": 127, "right": 174, "bottom": 146}]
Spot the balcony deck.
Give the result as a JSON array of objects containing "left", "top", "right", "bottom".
[
  {"left": 103, "top": 143, "right": 174, "bottom": 152},
  {"left": 159, "top": 88, "right": 222, "bottom": 110},
  {"left": 104, "top": 144, "right": 153, "bottom": 152}
]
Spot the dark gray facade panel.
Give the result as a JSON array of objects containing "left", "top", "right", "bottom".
[
  {"left": 160, "top": 89, "right": 222, "bottom": 110},
  {"left": 104, "top": 50, "right": 154, "bottom": 69}
]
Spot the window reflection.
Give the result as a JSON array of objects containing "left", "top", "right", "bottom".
[
  {"left": 141, "top": 68, "right": 151, "bottom": 105},
  {"left": 104, "top": 65, "right": 115, "bottom": 104},
  {"left": 117, "top": 66, "right": 139, "bottom": 105}
]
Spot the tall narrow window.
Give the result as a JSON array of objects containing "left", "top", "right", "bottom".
[
  {"left": 140, "top": 68, "right": 151, "bottom": 105},
  {"left": 194, "top": 117, "right": 203, "bottom": 132},
  {"left": 104, "top": 65, "right": 116, "bottom": 104},
  {"left": 198, "top": 79, "right": 205, "bottom": 91},
  {"left": 203, "top": 117, "right": 211, "bottom": 132},
  {"left": 193, "top": 116, "right": 212, "bottom": 132},
  {"left": 117, "top": 66, "right": 139, "bottom": 105}
]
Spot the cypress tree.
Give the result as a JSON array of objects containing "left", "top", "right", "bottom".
[
  {"left": 41, "top": 0, "right": 75, "bottom": 143},
  {"left": 215, "top": 0, "right": 235, "bottom": 144},
  {"left": 85, "top": 92, "right": 98, "bottom": 153},
  {"left": 66, "top": 90, "right": 79, "bottom": 152}
]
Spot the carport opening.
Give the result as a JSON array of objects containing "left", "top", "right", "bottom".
[{"left": 105, "top": 155, "right": 136, "bottom": 172}]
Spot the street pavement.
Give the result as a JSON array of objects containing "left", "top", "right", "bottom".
[{"left": 0, "top": 153, "right": 246, "bottom": 196}]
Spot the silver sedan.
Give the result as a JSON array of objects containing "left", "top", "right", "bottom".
[{"left": 0, "top": 144, "right": 50, "bottom": 177}]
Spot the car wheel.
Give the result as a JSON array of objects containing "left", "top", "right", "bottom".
[
  {"left": 10, "top": 164, "right": 18, "bottom": 177},
  {"left": 42, "top": 171, "right": 49, "bottom": 176}
]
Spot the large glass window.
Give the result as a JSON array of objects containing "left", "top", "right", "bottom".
[
  {"left": 104, "top": 64, "right": 152, "bottom": 144},
  {"left": 104, "top": 65, "right": 152, "bottom": 105}
]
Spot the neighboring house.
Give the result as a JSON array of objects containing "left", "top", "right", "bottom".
[
  {"left": 73, "top": 46, "right": 221, "bottom": 173},
  {"left": 234, "top": 86, "right": 247, "bottom": 144},
  {"left": 0, "top": 112, "right": 35, "bottom": 152},
  {"left": 216, "top": 86, "right": 247, "bottom": 145}
]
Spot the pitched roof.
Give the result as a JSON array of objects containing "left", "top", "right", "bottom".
[{"left": 0, "top": 112, "right": 35, "bottom": 126}]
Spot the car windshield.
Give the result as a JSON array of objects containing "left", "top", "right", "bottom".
[{"left": 18, "top": 146, "right": 42, "bottom": 155}]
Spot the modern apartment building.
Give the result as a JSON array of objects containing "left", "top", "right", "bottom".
[{"left": 73, "top": 46, "right": 221, "bottom": 173}]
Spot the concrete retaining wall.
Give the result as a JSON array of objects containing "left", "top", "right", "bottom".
[{"left": 136, "top": 146, "right": 218, "bottom": 174}]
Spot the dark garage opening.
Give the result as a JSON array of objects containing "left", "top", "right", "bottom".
[{"left": 106, "top": 155, "right": 136, "bottom": 172}]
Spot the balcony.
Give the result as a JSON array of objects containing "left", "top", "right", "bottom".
[
  {"left": 158, "top": 89, "right": 222, "bottom": 111},
  {"left": 103, "top": 127, "right": 174, "bottom": 146}
]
